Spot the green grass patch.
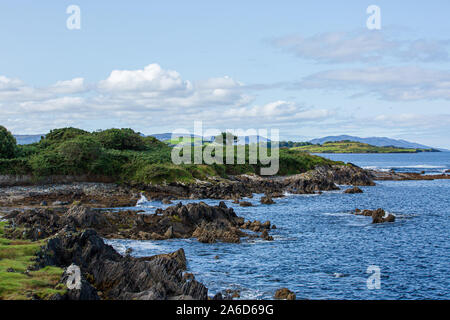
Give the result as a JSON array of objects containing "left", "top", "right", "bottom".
[{"left": 0, "top": 222, "right": 66, "bottom": 300}]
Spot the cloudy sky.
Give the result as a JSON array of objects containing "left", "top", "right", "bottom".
[{"left": 1, "top": 1, "right": 449, "bottom": 147}]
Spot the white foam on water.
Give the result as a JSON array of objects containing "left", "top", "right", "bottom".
[{"left": 136, "top": 194, "right": 153, "bottom": 207}]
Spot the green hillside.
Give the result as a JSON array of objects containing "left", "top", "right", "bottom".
[
  {"left": 0, "top": 126, "right": 341, "bottom": 184},
  {"left": 291, "top": 140, "right": 437, "bottom": 153}
]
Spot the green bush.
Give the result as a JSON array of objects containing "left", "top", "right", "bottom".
[
  {"left": 132, "top": 163, "right": 193, "bottom": 184},
  {"left": 56, "top": 136, "right": 103, "bottom": 173},
  {"left": 0, "top": 126, "right": 17, "bottom": 159},
  {"left": 0, "top": 158, "right": 31, "bottom": 175},
  {"left": 43, "top": 127, "right": 89, "bottom": 144},
  {"left": 29, "top": 152, "right": 68, "bottom": 176},
  {"left": 94, "top": 128, "right": 147, "bottom": 151}
]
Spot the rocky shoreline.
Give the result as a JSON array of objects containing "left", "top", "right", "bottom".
[
  {"left": 0, "top": 164, "right": 397, "bottom": 300},
  {"left": 0, "top": 164, "right": 374, "bottom": 208},
  {"left": 369, "top": 170, "right": 450, "bottom": 181}
]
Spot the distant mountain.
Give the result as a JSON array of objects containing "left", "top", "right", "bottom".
[
  {"left": 149, "top": 133, "right": 269, "bottom": 145},
  {"left": 309, "top": 135, "right": 436, "bottom": 150},
  {"left": 14, "top": 134, "right": 44, "bottom": 145}
]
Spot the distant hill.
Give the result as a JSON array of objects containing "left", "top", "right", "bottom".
[
  {"left": 293, "top": 140, "right": 438, "bottom": 154},
  {"left": 14, "top": 135, "right": 44, "bottom": 145},
  {"left": 149, "top": 133, "right": 269, "bottom": 145},
  {"left": 309, "top": 135, "right": 436, "bottom": 150}
]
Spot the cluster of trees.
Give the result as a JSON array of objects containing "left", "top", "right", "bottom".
[
  {"left": 0, "top": 125, "right": 340, "bottom": 183},
  {"left": 0, "top": 126, "right": 170, "bottom": 178}
]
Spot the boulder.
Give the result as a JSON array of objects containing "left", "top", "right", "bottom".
[
  {"left": 274, "top": 288, "right": 296, "bottom": 300},
  {"left": 239, "top": 201, "right": 253, "bottom": 207},
  {"left": 344, "top": 187, "right": 363, "bottom": 194},
  {"left": 260, "top": 196, "right": 275, "bottom": 204}
]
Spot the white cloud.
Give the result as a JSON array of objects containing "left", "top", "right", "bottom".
[
  {"left": 298, "top": 66, "right": 450, "bottom": 101},
  {"left": 1, "top": 64, "right": 312, "bottom": 133},
  {"left": 272, "top": 31, "right": 450, "bottom": 63},
  {"left": 49, "top": 78, "right": 87, "bottom": 94},
  {"left": 98, "top": 64, "right": 191, "bottom": 93}
]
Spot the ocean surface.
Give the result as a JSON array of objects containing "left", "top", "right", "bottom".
[{"left": 106, "top": 152, "right": 450, "bottom": 300}]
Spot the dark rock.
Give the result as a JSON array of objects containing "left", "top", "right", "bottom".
[
  {"left": 55, "top": 264, "right": 100, "bottom": 300},
  {"left": 274, "top": 288, "right": 296, "bottom": 300},
  {"left": 260, "top": 196, "right": 275, "bottom": 204},
  {"left": 261, "top": 229, "right": 273, "bottom": 241},
  {"left": 36, "top": 229, "right": 208, "bottom": 300},
  {"left": 352, "top": 208, "right": 396, "bottom": 224},
  {"left": 239, "top": 201, "right": 253, "bottom": 207},
  {"left": 344, "top": 187, "right": 363, "bottom": 194},
  {"left": 212, "top": 292, "right": 223, "bottom": 300}
]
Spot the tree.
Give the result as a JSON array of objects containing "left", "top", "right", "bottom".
[{"left": 0, "top": 126, "right": 17, "bottom": 159}]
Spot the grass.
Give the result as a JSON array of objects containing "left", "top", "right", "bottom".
[
  {"left": 0, "top": 221, "right": 66, "bottom": 300},
  {"left": 291, "top": 140, "right": 435, "bottom": 153}
]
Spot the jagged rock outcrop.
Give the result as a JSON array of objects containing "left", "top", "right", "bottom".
[
  {"left": 5, "top": 202, "right": 272, "bottom": 243},
  {"left": 36, "top": 229, "right": 208, "bottom": 300}
]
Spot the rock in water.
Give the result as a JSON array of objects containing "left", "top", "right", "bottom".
[
  {"left": 371, "top": 208, "right": 396, "bottom": 224},
  {"left": 260, "top": 196, "right": 275, "bottom": 204},
  {"left": 274, "top": 288, "right": 296, "bottom": 300},
  {"left": 344, "top": 187, "right": 363, "bottom": 194},
  {"left": 239, "top": 201, "right": 253, "bottom": 207}
]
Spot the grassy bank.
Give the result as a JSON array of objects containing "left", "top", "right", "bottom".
[
  {"left": 291, "top": 140, "right": 438, "bottom": 153},
  {"left": 0, "top": 221, "right": 65, "bottom": 299},
  {"left": 0, "top": 127, "right": 341, "bottom": 184}
]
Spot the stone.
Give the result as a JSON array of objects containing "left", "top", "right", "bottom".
[{"left": 274, "top": 288, "right": 296, "bottom": 300}]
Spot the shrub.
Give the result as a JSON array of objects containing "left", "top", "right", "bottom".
[
  {"left": 29, "top": 151, "right": 68, "bottom": 176},
  {"left": 94, "top": 128, "right": 147, "bottom": 151},
  {"left": 43, "top": 127, "right": 89, "bottom": 144},
  {"left": 0, "top": 126, "right": 17, "bottom": 159},
  {"left": 56, "top": 136, "right": 103, "bottom": 173},
  {"left": 132, "top": 163, "right": 193, "bottom": 184},
  {"left": 0, "top": 158, "right": 31, "bottom": 175}
]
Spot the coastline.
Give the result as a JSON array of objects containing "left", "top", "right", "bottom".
[{"left": 1, "top": 163, "right": 449, "bottom": 300}]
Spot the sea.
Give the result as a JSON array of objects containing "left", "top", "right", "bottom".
[{"left": 106, "top": 152, "right": 450, "bottom": 300}]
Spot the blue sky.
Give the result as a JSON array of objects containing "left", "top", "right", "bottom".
[{"left": 1, "top": 1, "right": 449, "bottom": 147}]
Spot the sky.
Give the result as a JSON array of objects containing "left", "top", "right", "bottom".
[{"left": 0, "top": 0, "right": 449, "bottom": 148}]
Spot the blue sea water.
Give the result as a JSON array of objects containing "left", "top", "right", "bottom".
[{"left": 106, "top": 152, "right": 450, "bottom": 300}]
